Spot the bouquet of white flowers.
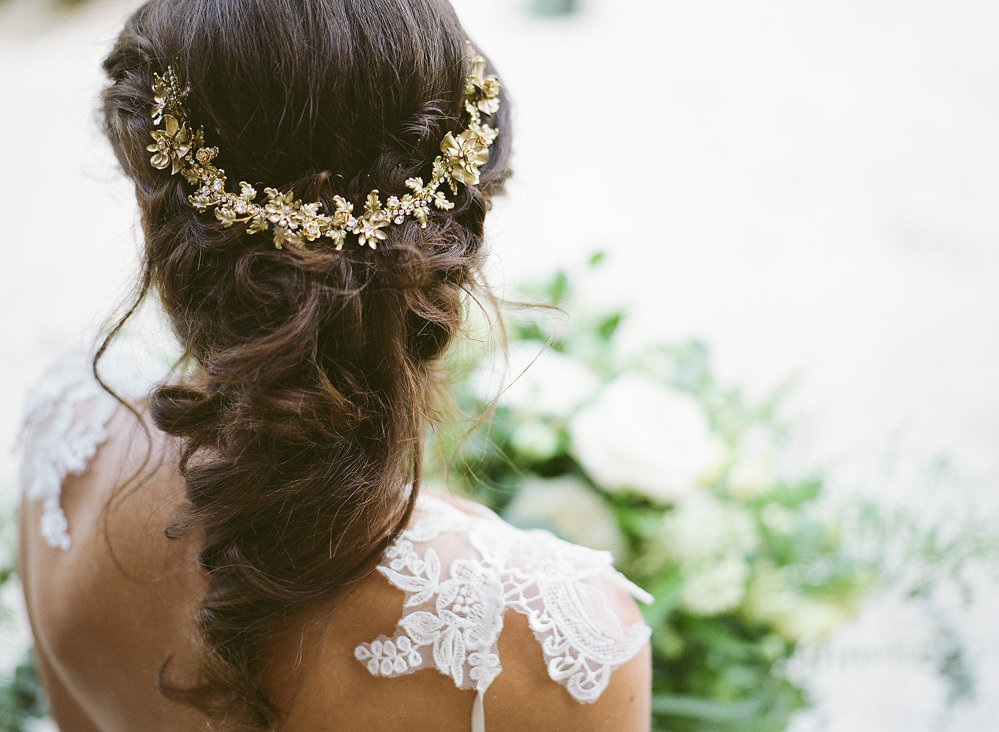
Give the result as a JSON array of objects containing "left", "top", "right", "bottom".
[{"left": 428, "top": 260, "right": 875, "bottom": 731}]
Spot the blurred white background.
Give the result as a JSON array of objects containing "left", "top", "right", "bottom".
[{"left": 1, "top": 0, "right": 997, "bottom": 729}]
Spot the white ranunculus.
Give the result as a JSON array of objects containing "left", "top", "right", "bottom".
[
  {"left": 678, "top": 555, "right": 751, "bottom": 616},
  {"left": 503, "top": 476, "right": 626, "bottom": 560},
  {"left": 472, "top": 341, "right": 600, "bottom": 417},
  {"left": 660, "top": 491, "right": 759, "bottom": 563},
  {"left": 568, "top": 374, "right": 715, "bottom": 503}
]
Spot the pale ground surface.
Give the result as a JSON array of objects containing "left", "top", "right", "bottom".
[{"left": 0, "top": 0, "right": 997, "bottom": 730}]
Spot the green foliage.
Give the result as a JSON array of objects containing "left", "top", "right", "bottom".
[
  {"left": 528, "top": 0, "right": 581, "bottom": 17},
  {"left": 0, "top": 651, "right": 45, "bottom": 732},
  {"left": 1, "top": 256, "right": 987, "bottom": 729},
  {"left": 0, "top": 507, "right": 45, "bottom": 730},
  {"left": 428, "top": 259, "right": 877, "bottom": 731}
]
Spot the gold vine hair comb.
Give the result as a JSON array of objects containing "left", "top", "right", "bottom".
[{"left": 146, "top": 49, "right": 500, "bottom": 250}]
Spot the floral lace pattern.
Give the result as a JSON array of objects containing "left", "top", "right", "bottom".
[
  {"left": 16, "top": 341, "right": 167, "bottom": 550},
  {"left": 16, "top": 342, "right": 652, "bottom": 728},
  {"left": 354, "top": 495, "right": 653, "bottom": 705}
]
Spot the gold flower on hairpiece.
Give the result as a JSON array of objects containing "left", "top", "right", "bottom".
[
  {"left": 352, "top": 191, "right": 390, "bottom": 248},
  {"left": 353, "top": 216, "right": 389, "bottom": 249},
  {"left": 441, "top": 130, "right": 489, "bottom": 187},
  {"left": 466, "top": 57, "right": 501, "bottom": 116},
  {"left": 147, "top": 115, "right": 192, "bottom": 175},
  {"left": 263, "top": 189, "right": 300, "bottom": 231}
]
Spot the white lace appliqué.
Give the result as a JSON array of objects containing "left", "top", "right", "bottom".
[
  {"left": 354, "top": 495, "right": 653, "bottom": 707},
  {"left": 16, "top": 341, "right": 166, "bottom": 550}
]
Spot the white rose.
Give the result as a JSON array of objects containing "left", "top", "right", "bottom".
[
  {"left": 568, "top": 374, "right": 715, "bottom": 503},
  {"left": 472, "top": 341, "right": 600, "bottom": 416},
  {"left": 503, "top": 476, "right": 626, "bottom": 560}
]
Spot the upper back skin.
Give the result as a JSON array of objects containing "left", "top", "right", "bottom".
[{"left": 19, "top": 403, "right": 651, "bottom": 731}]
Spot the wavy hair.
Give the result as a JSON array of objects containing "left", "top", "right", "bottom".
[{"left": 99, "top": 0, "right": 511, "bottom": 727}]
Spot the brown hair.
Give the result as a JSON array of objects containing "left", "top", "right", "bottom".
[{"left": 99, "top": 0, "right": 511, "bottom": 727}]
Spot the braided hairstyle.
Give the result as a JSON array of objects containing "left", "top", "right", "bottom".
[{"left": 100, "top": 0, "right": 511, "bottom": 727}]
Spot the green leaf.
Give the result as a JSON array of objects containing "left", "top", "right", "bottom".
[
  {"left": 0, "top": 649, "right": 46, "bottom": 732},
  {"left": 547, "top": 269, "right": 570, "bottom": 303},
  {"left": 596, "top": 312, "right": 624, "bottom": 342},
  {"left": 651, "top": 693, "right": 764, "bottom": 722},
  {"left": 614, "top": 505, "right": 662, "bottom": 539},
  {"left": 771, "top": 476, "right": 823, "bottom": 507},
  {"left": 642, "top": 569, "right": 684, "bottom": 629}
]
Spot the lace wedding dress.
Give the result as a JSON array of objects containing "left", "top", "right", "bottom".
[{"left": 18, "top": 341, "right": 652, "bottom": 731}]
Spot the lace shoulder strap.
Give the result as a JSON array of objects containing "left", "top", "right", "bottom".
[
  {"left": 16, "top": 339, "right": 167, "bottom": 550},
  {"left": 354, "top": 494, "right": 652, "bottom": 727}
]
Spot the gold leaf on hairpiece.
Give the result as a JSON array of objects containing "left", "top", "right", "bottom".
[
  {"left": 432, "top": 191, "right": 455, "bottom": 211},
  {"left": 363, "top": 190, "right": 384, "bottom": 218},
  {"left": 246, "top": 216, "right": 269, "bottom": 236},
  {"left": 323, "top": 196, "right": 352, "bottom": 231}
]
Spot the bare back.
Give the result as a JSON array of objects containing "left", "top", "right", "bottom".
[{"left": 18, "top": 348, "right": 651, "bottom": 731}]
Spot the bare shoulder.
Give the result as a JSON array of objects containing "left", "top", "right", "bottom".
[
  {"left": 484, "top": 582, "right": 651, "bottom": 732},
  {"left": 273, "top": 568, "right": 650, "bottom": 731},
  {"left": 266, "top": 567, "right": 479, "bottom": 730},
  {"left": 446, "top": 496, "right": 652, "bottom": 732},
  {"left": 19, "top": 394, "right": 209, "bottom": 731},
  {"left": 272, "top": 492, "right": 651, "bottom": 731},
  {"left": 439, "top": 492, "right": 652, "bottom": 730}
]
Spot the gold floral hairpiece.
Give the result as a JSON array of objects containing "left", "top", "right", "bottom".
[{"left": 146, "top": 49, "right": 500, "bottom": 250}]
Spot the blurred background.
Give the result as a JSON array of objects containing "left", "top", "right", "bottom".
[{"left": 1, "top": 0, "right": 997, "bottom": 730}]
